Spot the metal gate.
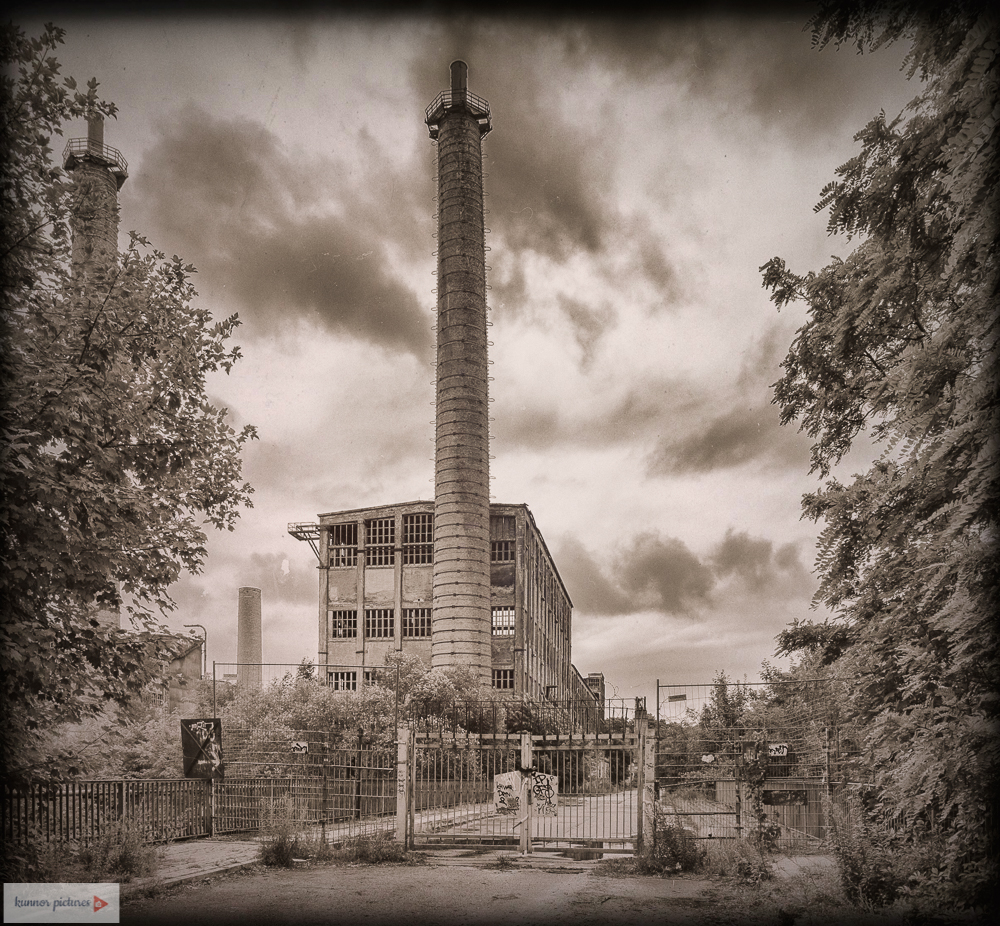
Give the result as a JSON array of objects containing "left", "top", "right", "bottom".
[
  {"left": 655, "top": 680, "right": 861, "bottom": 850},
  {"left": 407, "top": 730, "right": 646, "bottom": 855}
]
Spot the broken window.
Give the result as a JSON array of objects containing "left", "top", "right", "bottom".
[
  {"left": 328, "top": 670, "right": 357, "bottom": 691},
  {"left": 402, "top": 608, "right": 432, "bottom": 638},
  {"left": 365, "top": 608, "right": 394, "bottom": 638},
  {"left": 329, "top": 523, "right": 358, "bottom": 567},
  {"left": 403, "top": 513, "right": 433, "bottom": 564},
  {"left": 328, "top": 610, "right": 358, "bottom": 638},
  {"left": 492, "top": 669, "right": 514, "bottom": 690},
  {"left": 365, "top": 518, "right": 395, "bottom": 566},
  {"left": 491, "top": 540, "right": 514, "bottom": 563},
  {"left": 491, "top": 606, "right": 515, "bottom": 636}
]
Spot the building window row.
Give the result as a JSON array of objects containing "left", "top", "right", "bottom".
[
  {"left": 402, "top": 608, "right": 431, "bottom": 638},
  {"left": 491, "top": 606, "right": 515, "bottom": 636},
  {"left": 330, "top": 515, "right": 436, "bottom": 567},
  {"left": 492, "top": 668, "right": 514, "bottom": 690}
]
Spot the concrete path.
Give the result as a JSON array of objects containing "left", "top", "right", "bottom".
[{"left": 130, "top": 839, "right": 261, "bottom": 891}]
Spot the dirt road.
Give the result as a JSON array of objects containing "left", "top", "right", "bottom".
[{"left": 122, "top": 860, "right": 715, "bottom": 926}]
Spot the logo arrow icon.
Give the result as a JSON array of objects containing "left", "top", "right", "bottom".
[{"left": 94, "top": 896, "right": 108, "bottom": 912}]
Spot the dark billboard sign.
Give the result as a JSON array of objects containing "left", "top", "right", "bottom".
[{"left": 181, "top": 718, "right": 224, "bottom": 779}]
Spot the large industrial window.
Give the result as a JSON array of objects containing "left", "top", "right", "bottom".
[
  {"left": 402, "top": 608, "right": 431, "bottom": 638},
  {"left": 491, "top": 606, "right": 515, "bottom": 636},
  {"left": 329, "top": 523, "right": 358, "bottom": 567},
  {"left": 492, "top": 669, "right": 514, "bottom": 690},
  {"left": 365, "top": 518, "right": 395, "bottom": 566},
  {"left": 403, "top": 513, "right": 433, "bottom": 564},
  {"left": 491, "top": 540, "right": 514, "bottom": 563},
  {"left": 365, "top": 608, "right": 394, "bottom": 638},
  {"left": 328, "top": 670, "right": 357, "bottom": 691},
  {"left": 329, "top": 609, "right": 358, "bottom": 638}
]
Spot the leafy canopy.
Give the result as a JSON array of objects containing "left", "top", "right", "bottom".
[
  {"left": 760, "top": 0, "right": 997, "bottom": 903},
  {"left": 0, "top": 23, "right": 256, "bottom": 782}
]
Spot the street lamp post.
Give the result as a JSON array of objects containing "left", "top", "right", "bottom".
[{"left": 183, "top": 624, "right": 207, "bottom": 679}]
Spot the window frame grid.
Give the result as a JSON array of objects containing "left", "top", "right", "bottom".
[
  {"left": 328, "top": 609, "right": 358, "bottom": 639},
  {"left": 329, "top": 523, "right": 358, "bottom": 567},
  {"left": 402, "top": 513, "right": 434, "bottom": 565},
  {"left": 492, "top": 668, "right": 514, "bottom": 690},
  {"left": 365, "top": 518, "right": 395, "bottom": 567},
  {"left": 364, "top": 608, "right": 395, "bottom": 639},
  {"left": 328, "top": 670, "right": 357, "bottom": 691},
  {"left": 491, "top": 606, "right": 515, "bottom": 636},
  {"left": 402, "top": 608, "right": 432, "bottom": 638}
]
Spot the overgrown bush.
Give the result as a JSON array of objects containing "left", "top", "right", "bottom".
[
  {"left": 830, "top": 814, "right": 898, "bottom": 909},
  {"left": 701, "top": 838, "right": 773, "bottom": 884},
  {"left": 257, "top": 800, "right": 335, "bottom": 867},
  {"left": 77, "top": 821, "right": 158, "bottom": 883},
  {"left": 336, "top": 831, "right": 411, "bottom": 864},
  {"left": 636, "top": 806, "right": 706, "bottom": 874}
]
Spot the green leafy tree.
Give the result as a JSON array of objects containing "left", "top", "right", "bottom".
[
  {"left": 761, "top": 2, "right": 997, "bottom": 903},
  {"left": 1, "top": 24, "right": 255, "bottom": 783}
]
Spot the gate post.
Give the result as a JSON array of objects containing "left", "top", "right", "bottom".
[
  {"left": 519, "top": 732, "right": 532, "bottom": 855},
  {"left": 637, "top": 720, "right": 656, "bottom": 854},
  {"left": 396, "top": 725, "right": 409, "bottom": 846}
]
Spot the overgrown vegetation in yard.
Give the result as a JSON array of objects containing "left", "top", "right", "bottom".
[{"left": 1, "top": 821, "right": 158, "bottom": 884}]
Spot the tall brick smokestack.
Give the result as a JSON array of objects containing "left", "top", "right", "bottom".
[
  {"left": 62, "top": 113, "right": 128, "bottom": 274},
  {"left": 425, "top": 62, "right": 493, "bottom": 682},
  {"left": 63, "top": 114, "right": 129, "bottom": 629},
  {"left": 237, "top": 587, "right": 262, "bottom": 690}
]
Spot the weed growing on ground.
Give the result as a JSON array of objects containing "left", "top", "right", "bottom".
[
  {"left": 77, "top": 821, "right": 158, "bottom": 883},
  {"left": 701, "top": 837, "right": 774, "bottom": 884},
  {"left": 636, "top": 807, "right": 707, "bottom": 875},
  {"left": 258, "top": 800, "right": 335, "bottom": 867},
  {"left": 331, "top": 832, "right": 416, "bottom": 864}
]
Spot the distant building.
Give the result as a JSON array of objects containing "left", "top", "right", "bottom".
[{"left": 296, "top": 501, "right": 599, "bottom": 701}]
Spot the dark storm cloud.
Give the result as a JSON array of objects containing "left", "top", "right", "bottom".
[
  {"left": 499, "top": 382, "right": 680, "bottom": 451},
  {"left": 618, "top": 533, "right": 715, "bottom": 614},
  {"left": 409, "top": 21, "right": 687, "bottom": 308},
  {"left": 131, "top": 106, "right": 432, "bottom": 356},
  {"left": 556, "top": 527, "right": 812, "bottom": 619},
  {"left": 646, "top": 401, "right": 810, "bottom": 475},
  {"left": 555, "top": 13, "right": 914, "bottom": 138},
  {"left": 554, "top": 536, "right": 634, "bottom": 615}
]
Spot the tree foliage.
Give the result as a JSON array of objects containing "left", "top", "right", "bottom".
[
  {"left": 761, "top": 2, "right": 997, "bottom": 903},
  {"left": 1, "top": 24, "right": 255, "bottom": 782}
]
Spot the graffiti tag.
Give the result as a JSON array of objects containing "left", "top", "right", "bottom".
[
  {"left": 531, "top": 772, "right": 558, "bottom": 816},
  {"left": 493, "top": 772, "right": 521, "bottom": 815}
]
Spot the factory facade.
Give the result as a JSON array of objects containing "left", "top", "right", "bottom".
[{"left": 300, "top": 501, "right": 600, "bottom": 702}]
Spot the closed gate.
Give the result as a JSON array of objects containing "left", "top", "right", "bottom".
[{"left": 408, "top": 730, "right": 645, "bottom": 854}]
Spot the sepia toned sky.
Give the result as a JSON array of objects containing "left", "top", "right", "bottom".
[{"left": 24, "top": 9, "right": 921, "bottom": 705}]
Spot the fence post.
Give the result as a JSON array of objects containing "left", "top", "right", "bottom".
[
  {"left": 519, "top": 732, "right": 532, "bottom": 855},
  {"left": 209, "top": 779, "right": 215, "bottom": 837},
  {"left": 640, "top": 719, "right": 656, "bottom": 855},
  {"left": 396, "top": 725, "right": 408, "bottom": 845}
]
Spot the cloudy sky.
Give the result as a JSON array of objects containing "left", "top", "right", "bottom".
[{"left": 24, "top": 8, "right": 920, "bottom": 707}]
